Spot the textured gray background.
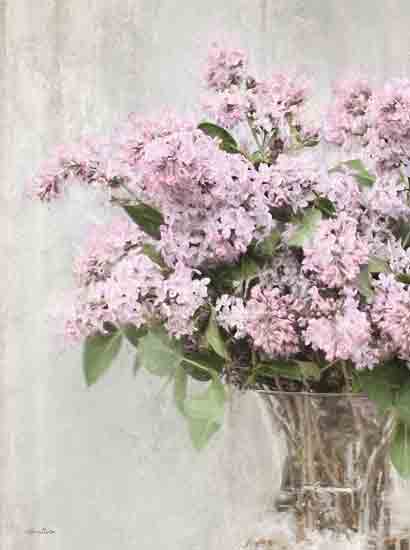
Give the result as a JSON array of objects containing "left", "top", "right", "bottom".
[{"left": 2, "top": 1, "right": 410, "bottom": 549}]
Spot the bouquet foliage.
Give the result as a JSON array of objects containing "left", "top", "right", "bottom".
[{"left": 31, "top": 44, "right": 410, "bottom": 474}]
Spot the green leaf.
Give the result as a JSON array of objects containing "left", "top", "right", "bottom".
[
  {"left": 396, "top": 273, "right": 410, "bottom": 285},
  {"left": 239, "top": 257, "right": 261, "bottom": 283},
  {"left": 123, "top": 203, "right": 164, "bottom": 239},
  {"left": 206, "top": 254, "right": 263, "bottom": 293},
  {"left": 368, "top": 256, "right": 390, "bottom": 274},
  {"left": 359, "top": 375, "right": 395, "bottom": 414},
  {"left": 315, "top": 196, "right": 337, "bottom": 218},
  {"left": 351, "top": 371, "right": 363, "bottom": 393},
  {"left": 138, "top": 327, "right": 184, "bottom": 377},
  {"left": 344, "top": 159, "right": 366, "bottom": 171},
  {"left": 269, "top": 206, "right": 293, "bottom": 223},
  {"left": 174, "top": 365, "right": 187, "bottom": 415},
  {"left": 122, "top": 325, "right": 148, "bottom": 348},
  {"left": 182, "top": 351, "right": 224, "bottom": 381},
  {"left": 329, "top": 159, "right": 376, "bottom": 188},
  {"left": 188, "top": 419, "right": 221, "bottom": 451},
  {"left": 395, "top": 382, "right": 410, "bottom": 425},
  {"left": 141, "top": 243, "right": 167, "bottom": 270},
  {"left": 133, "top": 354, "right": 142, "bottom": 376},
  {"left": 288, "top": 208, "right": 322, "bottom": 247},
  {"left": 252, "top": 230, "right": 281, "bottom": 259},
  {"left": 249, "top": 150, "right": 265, "bottom": 167},
  {"left": 302, "top": 137, "right": 320, "bottom": 148},
  {"left": 205, "top": 309, "right": 230, "bottom": 360},
  {"left": 377, "top": 360, "right": 410, "bottom": 386},
  {"left": 184, "top": 376, "right": 226, "bottom": 449},
  {"left": 198, "top": 122, "right": 239, "bottom": 154},
  {"left": 184, "top": 376, "right": 225, "bottom": 421},
  {"left": 356, "top": 265, "right": 375, "bottom": 301},
  {"left": 354, "top": 173, "right": 376, "bottom": 187},
  {"left": 358, "top": 361, "right": 410, "bottom": 415},
  {"left": 294, "top": 360, "right": 322, "bottom": 380},
  {"left": 205, "top": 264, "right": 240, "bottom": 292},
  {"left": 83, "top": 330, "right": 123, "bottom": 386},
  {"left": 395, "top": 220, "right": 410, "bottom": 249},
  {"left": 254, "top": 360, "right": 321, "bottom": 382},
  {"left": 344, "top": 160, "right": 376, "bottom": 187},
  {"left": 390, "top": 420, "right": 410, "bottom": 479}
]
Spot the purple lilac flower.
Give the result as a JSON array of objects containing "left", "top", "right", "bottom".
[
  {"left": 139, "top": 129, "right": 272, "bottom": 267},
  {"left": 204, "top": 43, "right": 248, "bottom": 92},
  {"left": 305, "top": 293, "right": 376, "bottom": 369},
  {"left": 302, "top": 213, "right": 369, "bottom": 288},
  {"left": 73, "top": 215, "right": 150, "bottom": 286},
  {"left": 368, "top": 79, "right": 410, "bottom": 173},
  {"left": 201, "top": 87, "right": 249, "bottom": 129},
  {"left": 258, "top": 151, "right": 321, "bottom": 212},
  {"left": 372, "top": 274, "right": 410, "bottom": 360},
  {"left": 324, "top": 77, "right": 372, "bottom": 148}
]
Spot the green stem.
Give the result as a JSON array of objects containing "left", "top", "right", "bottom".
[
  {"left": 265, "top": 128, "right": 279, "bottom": 152},
  {"left": 341, "top": 361, "right": 352, "bottom": 392},
  {"left": 120, "top": 180, "right": 139, "bottom": 200},
  {"left": 403, "top": 229, "right": 410, "bottom": 248},
  {"left": 183, "top": 357, "right": 214, "bottom": 376},
  {"left": 247, "top": 116, "right": 263, "bottom": 152},
  {"left": 238, "top": 148, "right": 253, "bottom": 163}
]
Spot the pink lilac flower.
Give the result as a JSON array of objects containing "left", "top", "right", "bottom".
[
  {"left": 243, "top": 286, "right": 302, "bottom": 358},
  {"left": 368, "top": 79, "right": 410, "bottom": 173},
  {"left": 215, "top": 295, "right": 248, "bottom": 338},
  {"left": 73, "top": 215, "right": 150, "bottom": 285},
  {"left": 304, "top": 293, "right": 375, "bottom": 369},
  {"left": 302, "top": 213, "right": 369, "bottom": 288},
  {"left": 386, "top": 239, "right": 410, "bottom": 275},
  {"left": 201, "top": 87, "right": 248, "bottom": 129},
  {"left": 258, "top": 151, "right": 321, "bottom": 212},
  {"left": 108, "top": 111, "right": 195, "bottom": 179},
  {"left": 64, "top": 284, "right": 114, "bottom": 342},
  {"left": 139, "top": 129, "right": 272, "bottom": 266},
  {"left": 65, "top": 251, "right": 163, "bottom": 342},
  {"left": 316, "top": 172, "right": 362, "bottom": 213},
  {"left": 372, "top": 274, "right": 410, "bottom": 360},
  {"left": 66, "top": 253, "right": 209, "bottom": 342},
  {"left": 204, "top": 43, "right": 248, "bottom": 92},
  {"left": 257, "top": 250, "right": 302, "bottom": 291},
  {"left": 156, "top": 263, "right": 210, "bottom": 337},
  {"left": 294, "top": 111, "right": 320, "bottom": 145},
  {"left": 30, "top": 136, "right": 110, "bottom": 201},
  {"left": 324, "top": 77, "right": 372, "bottom": 148},
  {"left": 31, "top": 113, "right": 195, "bottom": 202},
  {"left": 216, "top": 286, "right": 302, "bottom": 359},
  {"left": 247, "top": 72, "right": 311, "bottom": 136},
  {"left": 363, "top": 172, "right": 410, "bottom": 219},
  {"left": 307, "top": 286, "right": 341, "bottom": 318}
]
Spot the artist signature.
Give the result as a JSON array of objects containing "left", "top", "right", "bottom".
[{"left": 26, "top": 528, "right": 56, "bottom": 535}]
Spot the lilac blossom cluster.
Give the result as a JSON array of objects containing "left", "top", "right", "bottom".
[
  {"left": 201, "top": 44, "right": 318, "bottom": 152},
  {"left": 302, "top": 214, "right": 369, "bottom": 289},
  {"left": 66, "top": 214, "right": 210, "bottom": 341},
  {"left": 325, "top": 76, "right": 410, "bottom": 176},
  {"left": 139, "top": 129, "right": 273, "bottom": 266},
  {"left": 31, "top": 44, "right": 410, "bottom": 377}
]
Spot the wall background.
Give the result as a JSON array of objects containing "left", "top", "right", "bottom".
[{"left": 2, "top": 1, "right": 410, "bottom": 549}]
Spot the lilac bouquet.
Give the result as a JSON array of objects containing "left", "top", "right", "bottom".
[{"left": 31, "top": 44, "right": 410, "bottom": 474}]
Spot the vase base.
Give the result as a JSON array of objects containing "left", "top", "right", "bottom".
[{"left": 242, "top": 530, "right": 410, "bottom": 550}]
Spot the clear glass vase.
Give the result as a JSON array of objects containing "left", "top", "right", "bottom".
[{"left": 255, "top": 392, "right": 410, "bottom": 549}]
